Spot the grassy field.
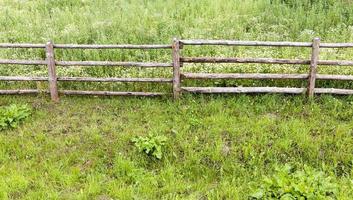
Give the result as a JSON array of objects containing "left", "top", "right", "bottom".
[
  {"left": 1, "top": 0, "right": 353, "bottom": 199},
  {"left": 1, "top": 95, "right": 353, "bottom": 199}
]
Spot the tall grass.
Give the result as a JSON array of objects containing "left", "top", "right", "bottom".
[
  {"left": 1, "top": 0, "right": 352, "bottom": 43},
  {"left": 0, "top": 0, "right": 353, "bottom": 92}
]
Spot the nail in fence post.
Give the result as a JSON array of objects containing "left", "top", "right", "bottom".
[
  {"left": 46, "top": 41, "right": 59, "bottom": 102},
  {"left": 172, "top": 38, "right": 181, "bottom": 99},
  {"left": 307, "top": 37, "right": 320, "bottom": 98}
]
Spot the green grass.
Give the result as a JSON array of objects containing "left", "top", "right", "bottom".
[
  {"left": 1, "top": 0, "right": 353, "bottom": 199},
  {"left": 0, "top": 95, "right": 353, "bottom": 199},
  {"left": 1, "top": 0, "right": 353, "bottom": 92}
]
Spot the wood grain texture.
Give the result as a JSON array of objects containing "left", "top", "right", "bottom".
[
  {"left": 181, "top": 73, "right": 308, "bottom": 79},
  {"left": 0, "top": 59, "right": 46, "bottom": 65},
  {"left": 55, "top": 61, "right": 173, "bottom": 67},
  {"left": 179, "top": 39, "right": 353, "bottom": 48},
  {"left": 179, "top": 40, "right": 313, "bottom": 47},
  {"left": 181, "top": 57, "right": 353, "bottom": 66},
  {"left": 46, "top": 41, "right": 59, "bottom": 102},
  {"left": 2, "top": 41, "right": 353, "bottom": 49},
  {"left": 0, "top": 89, "right": 41, "bottom": 94},
  {"left": 57, "top": 77, "right": 172, "bottom": 82},
  {"left": 181, "top": 87, "right": 306, "bottom": 94},
  {"left": 181, "top": 73, "right": 353, "bottom": 81},
  {"left": 307, "top": 38, "right": 320, "bottom": 97},
  {"left": 172, "top": 38, "right": 181, "bottom": 99},
  {"left": 181, "top": 57, "right": 311, "bottom": 65},
  {"left": 53, "top": 44, "right": 172, "bottom": 49},
  {"left": 316, "top": 74, "right": 353, "bottom": 80},
  {"left": 0, "top": 43, "right": 45, "bottom": 48},
  {"left": 60, "top": 90, "right": 166, "bottom": 96},
  {"left": 314, "top": 88, "right": 353, "bottom": 94},
  {"left": 318, "top": 43, "right": 353, "bottom": 48},
  {"left": 318, "top": 60, "right": 353, "bottom": 66},
  {"left": 0, "top": 76, "right": 48, "bottom": 81}
]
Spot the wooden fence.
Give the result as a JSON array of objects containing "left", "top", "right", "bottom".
[
  {"left": 0, "top": 41, "right": 174, "bottom": 102},
  {"left": 1, "top": 37, "right": 353, "bottom": 101}
]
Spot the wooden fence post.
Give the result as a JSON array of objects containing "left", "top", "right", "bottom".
[
  {"left": 307, "top": 37, "right": 320, "bottom": 98},
  {"left": 46, "top": 41, "right": 59, "bottom": 102},
  {"left": 172, "top": 38, "right": 181, "bottom": 99}
]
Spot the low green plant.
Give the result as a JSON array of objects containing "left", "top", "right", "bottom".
[
  {"left": 0, "top": 104, "right": 31, "bottom": 130},
  {"left": 131, "top": 134, "right": 168, "bottom": 159},
  {"left": 249, "top": 164, "right": 339, "bottom": 199}
]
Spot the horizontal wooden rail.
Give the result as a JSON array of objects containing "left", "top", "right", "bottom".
[
  {"left": 180, "top": 40, "right": 312, "bottom": 47},
  {"left": 55, "top": 61, "right": 173, "bottom": 67},
  {"left": 314, "top": 88, "right": 353, "bottom": 94},
  {"left": 0, "top": 89, "right": 41, "bottom": 94},
  {"left": 320, "top": 43, "right": 353, "bottom": 48},
  {"left": 0, "top": 59, "right": 46, "bottom": 65},
  {"left": 0, "top": 76, "right": 47, "bottom": 81},
  {"left": 181, "top": 57, "right": 353, "bottom": 66},
  {"left": 2, "top": 41, "right": 353, "bottom": 49},
  {"left": 181, "top": 73, "right": 308, "bottom": 79},
  {"left": 53, "top": 44, "right": 172, "bottom": 49},
  {"left": 0, "top": 43, "right": 172, "bottom": 49},
  {"left": 0, "top": 89, "right": 168, "bottom": 96},
  {"left": 181, "top": 87, "right": 306, "bottom": 94},
  {"left": 180, "top": 40, "right": 353, "bottom": 48},
  {"left": 0, "top": 76, "right": 172, "bottom": 82},
  {"left": 317, "top": 60, "right": 353, "bottom": 66},
  {"left": 181, "top": 57, "right": 310, "bottom": 65},
  {"left": 0, "top": 43, "right": 46, "bottom": 48},
  {"left": 3, "top": 88, "right": 352, "bottom": 96},
  {"left": 59, "top": 90, "right": 166, "bottom": 96},
  {"left": 57, "top": 77, "right": 172, "bottom": 82},
  {"left": 182, "top": 87, "right": 353, "bottom": 95},
  {"left": 0, "top": 60, "right": 173, "bottom": 67},
  {"left": 182, "top": 73, "right": 353, "bottom": 80},
  {"left": 316, "top": 74, "right": 353, "bottom": 80}
]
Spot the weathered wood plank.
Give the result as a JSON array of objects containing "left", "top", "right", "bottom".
[
  {"left": 319, "top": 43, "right": 353, "bottom": 48},
  {"left": 60, "top": 90, "right": 166, "bottom": 96},
  {"left": 315, "top": 88, "right": 353, "bottom": 94},
  {"left": 181, "top": 57, "right": 310, "bottom": 65},
  {"left": 179, "top": 40, "right": 312, "bottom": 47},
  {"left": 181, "top": 73, "right": 353, "bottom": 81},
  {"left": 2, "top": 41, "right": 353, "bottom": 49},
  {"left": 307, "top": 38, "right": 320, "bottom": 97},
  {"left": 181, "top": 73, "right": 308, "bottom": 79},
  {"left": 55, "top": 61, "right": 173, "bottom": 67},
  {"left": 179, "top": 39, "right": 353, "bottom": 48},
  {"left": 53, "top": 44, "right": 172, "bottom": 49},
  {"left": 318, "top": 60, "right": 353, "bottom": 66},
  {"left": 316, "top": 74, "right": 353, "bottom": 80},
  {"left": 0, "top": 76, "right": 47, "bottom": 81},
  {"left": 46, "top": 41, "right": 59, "bottom": 102},
  {"left": 0, "top": 59, "right": 47, "bottom": 65},
  {"left": 181, "top": 57, "right": 353, "bottom": 66},
  {"left": 181, "top": 87, "right": 306, "bottom": 94},
  {"left": 57, "top": 77, "right": 172, "bottom": 82},
  {"left": 0, "top": 89, "right": 40, "bottom": 94},
  {"left": 172, "top": 38, "right": 181, "bottom": 99},
  {"left": 0, "top": 43, "right": 45, "bottom": 48}
]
